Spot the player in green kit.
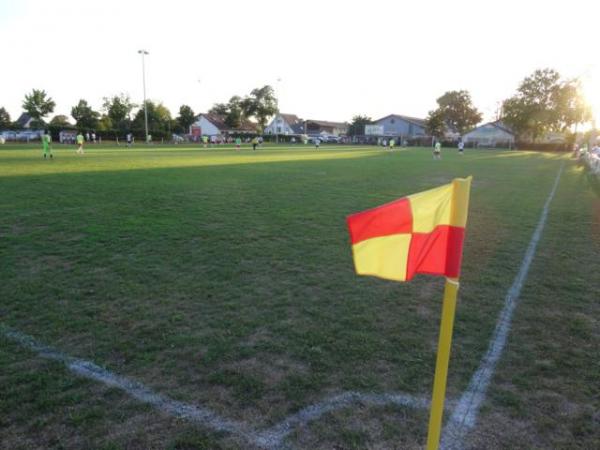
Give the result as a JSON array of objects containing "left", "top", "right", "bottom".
[
  {"left": 235, "top": 136, "right": 241, "bottom": 150},
  {"left": 76, "top": 132, "right": 85, "bottom": 154},
  {"left": 42, "top": 131, "right": 53, "bottom": 159}
]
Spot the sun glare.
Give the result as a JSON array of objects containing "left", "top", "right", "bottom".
[{"left": 581, "top": 68, "right": 600, "bottom": 125}]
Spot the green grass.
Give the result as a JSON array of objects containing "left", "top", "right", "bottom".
[{"left": 1, "top": 143, "right": 598, "bottom": 449}]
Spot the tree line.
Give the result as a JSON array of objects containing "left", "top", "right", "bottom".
[{"left": 0, "top": 84, "right": 278, "bottom": 139}]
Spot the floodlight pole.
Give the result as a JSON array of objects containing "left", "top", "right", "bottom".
[
  {"left": 276, "top": 77, "right": 282, "bottom": 144},
  {"left": 138, "top": 50, "right": 149, "bottom": 143}
]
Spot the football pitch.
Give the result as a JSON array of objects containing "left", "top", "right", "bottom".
[{"left": 1, "top": 144, "right": 598, "bottom": 449}]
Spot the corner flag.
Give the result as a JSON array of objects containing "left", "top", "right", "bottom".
[
  {"left": 347, "top": 177, "right": 471, "bottom": 282},
  {"left": 346, "top": 176, "right": 473, "bottom": 450}
]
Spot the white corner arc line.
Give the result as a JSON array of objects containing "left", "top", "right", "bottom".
[
  {"left": 255, "top": 391, "right": 432, "bottom": 449},
  {"left": 440, "top": 162, "right": 564, "bottom": 450},
  {"left": 1, "top": 326, "right": 429, "bottom": 449}
]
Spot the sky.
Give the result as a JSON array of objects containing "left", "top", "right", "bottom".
[{"left": 0, "top": 0, "right": 598, "bottom": 125}]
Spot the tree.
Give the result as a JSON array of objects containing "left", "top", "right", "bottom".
[
  {"left": 22, "top": 89, "right": 56, "bottom": 121},
  {"left": 347, "top": 115, "right": 373, "bottom": 136},
  {"left": 425, "top": 109, "right": 447, "bottom": 140},
  {"left": 209, "top": 103, "right": 229, "bottom": 116},
  {"left": 71, "top": 99, "right": 100, "bottom": 130},
  {"left": 209, "top": 96, "right": 245, "bottom": 129},
  {"left": 177, "top": 105, "right": 195, "bottom": 133},
  {"left": 132, "top": 100, "right": 172, "bottom": 136},
  {"left": 102, "top": 94, "right": 136, "bottom": 132},
  {"left": 0, "top": 107, "right": 11, "bottom": 129},
  {"left": 97, "top": 115, "right": 113, "bottom": 132},
  {"left": 49, "top": 115, "right": 71, "bottom": 126},
  {"left": 241, "top": 85, "right": 278, "bottom": 132},
  {"left": 552, "top": 79, "right": 591, "bottom": 131},
  {"left": 224, "top": 96, "right": 244, "bottom": 128},
  {"left": 502, "top": 68, "right": 591, "bottom": 140},
  {"left": 431, "top": 90, "right": 482, "bottom": 135}
]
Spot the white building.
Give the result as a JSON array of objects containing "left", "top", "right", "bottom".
[
  {"left": 264, "top": 113, "right": 305, "bottom": 135},
  {"left": 462, "top": 121, "right": 515, "bottom": 148},
  {"left": 189, "top": 113, "right": 257, "bottom": 137}
]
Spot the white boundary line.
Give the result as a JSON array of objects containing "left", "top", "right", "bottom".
[
  {"left": 440, "top": 162, "right": 564, "bottom": 449},
  {"left": 0, "top": 326, "right": 428, "bottom": 449}
]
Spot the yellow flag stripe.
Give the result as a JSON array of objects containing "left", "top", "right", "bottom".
[
  {"left": 450, "top": 176, "right": 472, "bottom": 228},
  {"left": 408, "top": 184, "right": 453, "bottom": 233},
  {"left": 351, "top": 234, "right": 412, "bottom": 281}
]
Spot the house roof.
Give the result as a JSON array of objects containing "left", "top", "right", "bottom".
[
  {"left": 199, "top": 113, "right": 257, "bottom": 132},
  {"left": 16, "top": 113, "right": 33, "bottom": 127},
  {"left": 290, "top": 123, "right": 305, "bottom": 134},
  {"left": 465, "top": 120, "right": 514, "bottom": 136},
  {"left": 491, "top": 121, "right": 513, "bottom": 135},
  {"left": 279, "top": 113, "right": 303, "bottom": 126},
  {"left": 305, "top": 119, "right": 348, "bottom": 128},
  {"left": 373, "top": 114, "right": 427, "bottom": 129}
]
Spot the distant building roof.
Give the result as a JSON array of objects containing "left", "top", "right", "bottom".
[
  {"left": 465, "top": 120, "right": 514, "bottom": 136},
  {"left": 279, "top": 114, "right": 303, "bottom": 126},
  {"left": 374, "top": 114, "right": 427, "bottom": 129},
  {"left": 491, "top": 121, "right": 514, "bottom": 135},
  {"left": 305, "top": 119, "right": 348, "bottom": 128},
  {"left": 16, "top": 113, "right": 34, "bottom": 128},
  {"left": 199, "top": 113, "right": 257, "bottom": 132}
]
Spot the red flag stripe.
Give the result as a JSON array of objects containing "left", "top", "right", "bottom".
[
  {"left": 406, "top": 225, "right": 465, "bottom": 280},
  {"left": 347, "top": 198, "right": 412, "bottom": 245}
]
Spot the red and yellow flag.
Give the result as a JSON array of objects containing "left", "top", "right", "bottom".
[{"left": 347, "top": 177, "right": 472, "bottom": 282}]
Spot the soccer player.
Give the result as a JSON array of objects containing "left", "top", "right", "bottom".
[
  {"left": 252, "top": 136, "right": 258, "bottom": 151},
  {"left": 458, "top": 139, "right": 464, "bottom": 155},
  {"left": 42, "top": 131, "right": 53, "bottom": 159},
  {"left": 126, "top": 133, "right": 133, "bottom": 148},
  {"left": 433, "top": 141, "right": 441, "bottom": 160},
  {"left": 389, "top": 138, "right": 395, "bottom": 151},
  {"left": 315, "top": 137, "right": 320, "bottom": 149},
  {"left": 235, "top": 136, "right": 241, "bottom": 150},
  {"left": 76, "top": 132, "right": 85, "bottom": 154},
  {"left": 202, "top": 135, "right": 208, "bottom": 148}
]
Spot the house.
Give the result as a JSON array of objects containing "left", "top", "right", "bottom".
[
  {"left": 305, "top": 120, "right": 348, "bottom": 136},
  {"left": 189, "top": 113, "right": 258, "bottom": 137},
  {"left": 462, "top": 121, "right": 515, "bottom": 147},
  {"left": 15, "top": 113, "right": 35, "bottom": 128},
  {"left": 372, "top": 114, "right": 427, "bottom": 138},
  {"left": 264, "top": 114, "right": 305, "bottom": 135}
]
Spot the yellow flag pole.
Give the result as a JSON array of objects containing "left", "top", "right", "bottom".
[{"left": 426, "top": 277, "right": 460, "bottom": 450}]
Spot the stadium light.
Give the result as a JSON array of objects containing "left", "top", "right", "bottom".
[
  {"left": 138, "top": 50, "right": 149, "bottom": 143},
  {"left": 275, "top": 77, "right": 282, "bottom": 143}
]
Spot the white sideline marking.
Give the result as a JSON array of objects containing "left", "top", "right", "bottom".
[
  {"left": 1, "top": 326, "right": 428, "bottom": 449},
  {"left": 440, "top": 163, "right": 564, "bottom": 449}
]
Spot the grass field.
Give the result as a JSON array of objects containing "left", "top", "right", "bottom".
[{"left": 1, "top": 143, "right": 598, "bottom": 449}]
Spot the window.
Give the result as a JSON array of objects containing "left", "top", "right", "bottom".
[{"left": 390, "top": 118, "right": 395, "bottom": 124}]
